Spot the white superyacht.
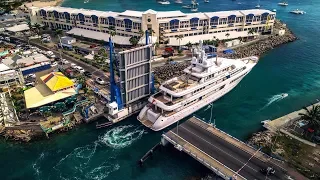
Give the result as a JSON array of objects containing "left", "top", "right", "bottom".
[{"left": 138, "top": 42, "right": 258, "bottom": 131}]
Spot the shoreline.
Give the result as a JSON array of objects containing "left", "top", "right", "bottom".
[{"left": 23, "top": 0, "right": 64, "bottom": 9}]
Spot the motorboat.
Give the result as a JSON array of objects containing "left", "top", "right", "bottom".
[
  {"left": 272, "top": 9, "right": 277, "bottom": 12},
  {"left": 191, "top": 8, "right": 198, "bottom": 12},
  {"left": 182, "top": 5, "right": 192, "bottom": 8},
  {"left": 290, "top": 9, "right": 305, "bottom": 14},
  {"left": 255, "top": 0, "right": 261, "bottom": 8},
  {"left": 204, "top": 0, "right": 209, "bottom": 3},
  {"left": 175, "top": 0, "right": 183, "bottom": 3},
  {"left": 158, "top": 0, "right": 170, "bottom": 5},
  {"left": 281, "top": 93, "right": 288, "bottom": 98},
  {"left": 278, "top": 2, "right": 288, "bottom": 6},
  {"left": 138, "top": 41, "right": 259, "bottom": 131}
]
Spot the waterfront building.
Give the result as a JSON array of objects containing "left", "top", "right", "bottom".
[
  {"left": 24, "top": 72, "right": 76, "bottom": 109},
  {"left": 29, "top": 7, "right": 276, "bottom": 46}
]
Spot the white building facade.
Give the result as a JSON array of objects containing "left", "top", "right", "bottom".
[{"left": 29, "top": 7, "right": 276, "bottom": 46}]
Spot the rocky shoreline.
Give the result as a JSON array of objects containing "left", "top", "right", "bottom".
[
  {"left": 153, "top": 20, "right": 297, "bottom": 83},
  {"left": 153, "top": 62, "right": 189, "bottom": 83},
  {"left": 223, "top": 20, "right": 297, "bottom": 59}
]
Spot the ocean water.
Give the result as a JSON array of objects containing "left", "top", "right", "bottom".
[{"left": 2, "top": 0, "right": 320, "bottom": 179}]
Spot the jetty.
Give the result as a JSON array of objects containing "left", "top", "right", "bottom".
[{"left": 160, "top": 116, "right": 289, "bottom": 180}]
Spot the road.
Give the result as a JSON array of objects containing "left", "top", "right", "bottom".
[
  {"left": 9, "top": 36, "right": 109, "bottom": 81},
  {"left": 170, "top": 120, "right": 287, "bottom": 180}
]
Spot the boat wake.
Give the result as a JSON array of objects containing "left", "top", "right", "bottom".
[
  {"left": 84, "top": 0, "right": 90, "bottom": 3},
  {"left": 32, "top": 152, "right": 45, "bottom": 179},
  {"left": 53, "top": 140, "right": 120, "bottom": 180},
  {"left": 85, "top": 161, "right": 120, "bottom": 180},
  {"left": 260, "top": 93, "right": 288, "bottom": 110},
  {"left": 99, "top": 125, "right": 146, "bottom": 149}
]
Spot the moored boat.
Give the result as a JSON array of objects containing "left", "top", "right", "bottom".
[{"left": 137, "top": 41, "right": 259, "bottom": 131}]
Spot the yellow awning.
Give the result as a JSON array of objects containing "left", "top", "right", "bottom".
[
  {"left": 24, "top": 84, "right": 76, "bottom": 108},
  {"left": 40, "top": 72, "right": 74, "bottom": 92}
]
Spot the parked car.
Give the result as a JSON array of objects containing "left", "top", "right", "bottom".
[
  {"left": 84, "top": 71, "right": 92, "bottom": 78},
  {"left": 75, "top": 66, "right": 85, "bottom": 73},
  {"left": 61, "top": 59, "right": 69, "bottom": 64},
  {"left": 95, "top": 77, "right": 106, "bottom": 85},
  {"left": 70, "top": 63, "right": 77, "bottom": 68},
  {"left": 51, "top": 62, "right": 58, "bottom": 67}
]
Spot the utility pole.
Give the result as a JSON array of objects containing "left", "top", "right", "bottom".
[{"left": 58, "top": 34, "right": 62, "bottom": 59}]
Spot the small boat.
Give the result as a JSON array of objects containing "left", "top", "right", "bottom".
[
  {"left": 182, "top": 4, "right": 192, "bottom": 8},
  {"left": 281, "top": 93, "right": 288, "bottom": 98},
  {"left": 255, "top": 0, "right": 261, "bottom": 8},
  {"left": 261, "top": 120, "right": 271, "bottom": 125},
  {"left": 191, "top": 8, "right": 198, "bottom": 12},
  {"left": 158, "top": 0, "right": 170, "bottom": 5},
  {"left": 191, "top": 0, "right": 199, "bottom": 5},
  {"left": 237, "top": 2, "right": 242, "bottom": 4},
  {"left": 290, "top": 9, "right": 305, "bottom": 14},
  {"left": 278, "top": 2, "right": 288, "bottom": 6},
  {"left": 272, "top": 9, "right": 277, "bottom": 12},
  {"left": 175, "top": 0, "right": 183, "bottom": 3},
  {"left": 204, "top": 0, "right": 209, "bottom": 3}
]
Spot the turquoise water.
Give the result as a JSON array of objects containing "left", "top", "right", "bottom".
[{"left": 2, "top": 0, "right": 320, "bottom": 179}]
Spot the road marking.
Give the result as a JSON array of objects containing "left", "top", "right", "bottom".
[{"left": 178, "top": 124, "right": 258, "bottom": 173}]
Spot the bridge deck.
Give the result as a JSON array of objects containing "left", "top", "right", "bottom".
[{"left": 163, "top": 117, "right": 287, "bottom": 180}]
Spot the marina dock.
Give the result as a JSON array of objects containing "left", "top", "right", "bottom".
[{"left": 161, "top": 116, "right": 288, "bottom": 180}]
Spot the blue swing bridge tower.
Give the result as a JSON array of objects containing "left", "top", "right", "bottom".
[{"left": 107, "top": 31, "right": 155, "bottom": 123}]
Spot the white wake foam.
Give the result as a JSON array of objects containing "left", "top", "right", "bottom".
[
  {"left": 99, "top": 125, "right": 146, "bottom": 149},
  {"left": 32, "top": 152, "right": 45, "bottom": 178},
  {"left": 260, "top": 93, "right": 288, "bottom": 110}
]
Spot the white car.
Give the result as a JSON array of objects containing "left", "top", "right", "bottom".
[
  {"left": 61, "top": 59, "right": 69, "bottom": 64},
  {"left": 51, "top": 62, "right": 58, "bottom": 67},
  {"left": 95, "top": 77, "right": 106, "bottom": 85},
  {"left": 70, "top": 63, "right": 77, "bottom": 68},
  {"left": 75, "top": 66, "right": 85, "bottom": 73}
]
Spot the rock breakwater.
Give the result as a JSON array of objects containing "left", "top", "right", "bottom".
[
  {"left": 153, "top": 62, "right": 189, "bottom": 83},
  {"left": 223, "top": 20, "right": 297, "bottom": 59}
]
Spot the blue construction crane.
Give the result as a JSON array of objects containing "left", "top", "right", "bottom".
[{"left": 109, "top": 37, "right": 123, "bottom": 109}]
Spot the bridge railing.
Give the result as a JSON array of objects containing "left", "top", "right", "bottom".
[
  {"left": 192, "top": 116, "right": 284, "bottom": 163},
  {"left": 162, "top": 133, "right": 245, "bottom": 180}
]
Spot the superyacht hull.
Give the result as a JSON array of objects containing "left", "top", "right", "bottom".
[{"left": 138, "top": 68, "right": 251, "bottom": 131}]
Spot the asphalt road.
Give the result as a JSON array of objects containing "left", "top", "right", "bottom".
[
  {"left": 9, "top": 36, "right": 109, "bottom": 81},
  {"left": 171, "top": 121, "right": 287, "bottom": 180}
]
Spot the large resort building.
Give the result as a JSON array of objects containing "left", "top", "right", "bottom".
[{"left": 29, "top": 7, "right": 276, "bottom": 46}]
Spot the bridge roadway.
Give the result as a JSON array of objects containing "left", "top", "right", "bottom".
[{"left": 163, "top": 117, "right": 288, "bottom": 180}]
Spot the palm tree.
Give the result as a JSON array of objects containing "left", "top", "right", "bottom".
[
  {"left": 33, "top": 23, "right": 41, "bottom": 35},
  {"left": 109, "top": 30, "right": 116, "bottom": 40},
  {"left": 225, "top": 33, "right": 230, "bottom": 39},
  {"left": 139, "top": 30, "right": 144, "bottom": 38},
  {"left": 186, "top": 42, "right": 192, "bottom": 49},
  {"left": 54, "top": 29, "right": 63, "bottom": 36},
  {"left": 247, "top": 29, "right": 255, "bottom": 39},
  {"left": 27, "top": 21, "right": 33, "bottom": 33},
  {"left": 148, "top": 29, "right": 155, "bottom": 44},
  {"left": 76, "top": 75, "right": 86, "bottom": 87},
  {"left": 175, "top": 34, "right": 183, "bottom": 50},
  {"left": 129, "top": 36, "right": 139, "bottom": 47},
  {"left": 299, "top": 105, "right": 320, "bottom": 129}
]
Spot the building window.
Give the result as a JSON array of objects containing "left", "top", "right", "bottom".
[{"left": 219, "top": 18, "right": 227, "bottom": 25}]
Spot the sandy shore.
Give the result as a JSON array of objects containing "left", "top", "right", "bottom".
[{"left": 23, "top": 0, "right": 64, "bottom": 8}]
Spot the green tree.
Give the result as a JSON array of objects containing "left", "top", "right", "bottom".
[
  {"left": 76, "top": 75, "right": 86, "bottom": 87},
  {"left": 247, "top": 28, "right": 255, "bottom": 38},
  {"left": 33, "top": 23, "right": 41, "bottom": 35},
  {"left": 186, "top": 42, "right": 192, "bottom": 49},
  {"left": 299, "top": 105, "right": 320, "bottom": 129},
  {"left": 54, "top": 29, "right": 63, "bottom": 36},
  {"left": 129, "top": 36, "right": 139, "bottom": 47},
  {"left": 225, "top": 33, "right": 230, "bottom": 39},
  {"left": 139, "top": 30, "right": 144, "bottom": 38},
  {"left": 175, "top": 34, "right": 183, "bottom": 50}
]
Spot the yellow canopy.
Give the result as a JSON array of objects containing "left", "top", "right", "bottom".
[
  {"left": 40, "top": 72, "right": 74, "bottom": 92},
  {"left": 24, "top": 84, "right": 76, "bottom": 109}
]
